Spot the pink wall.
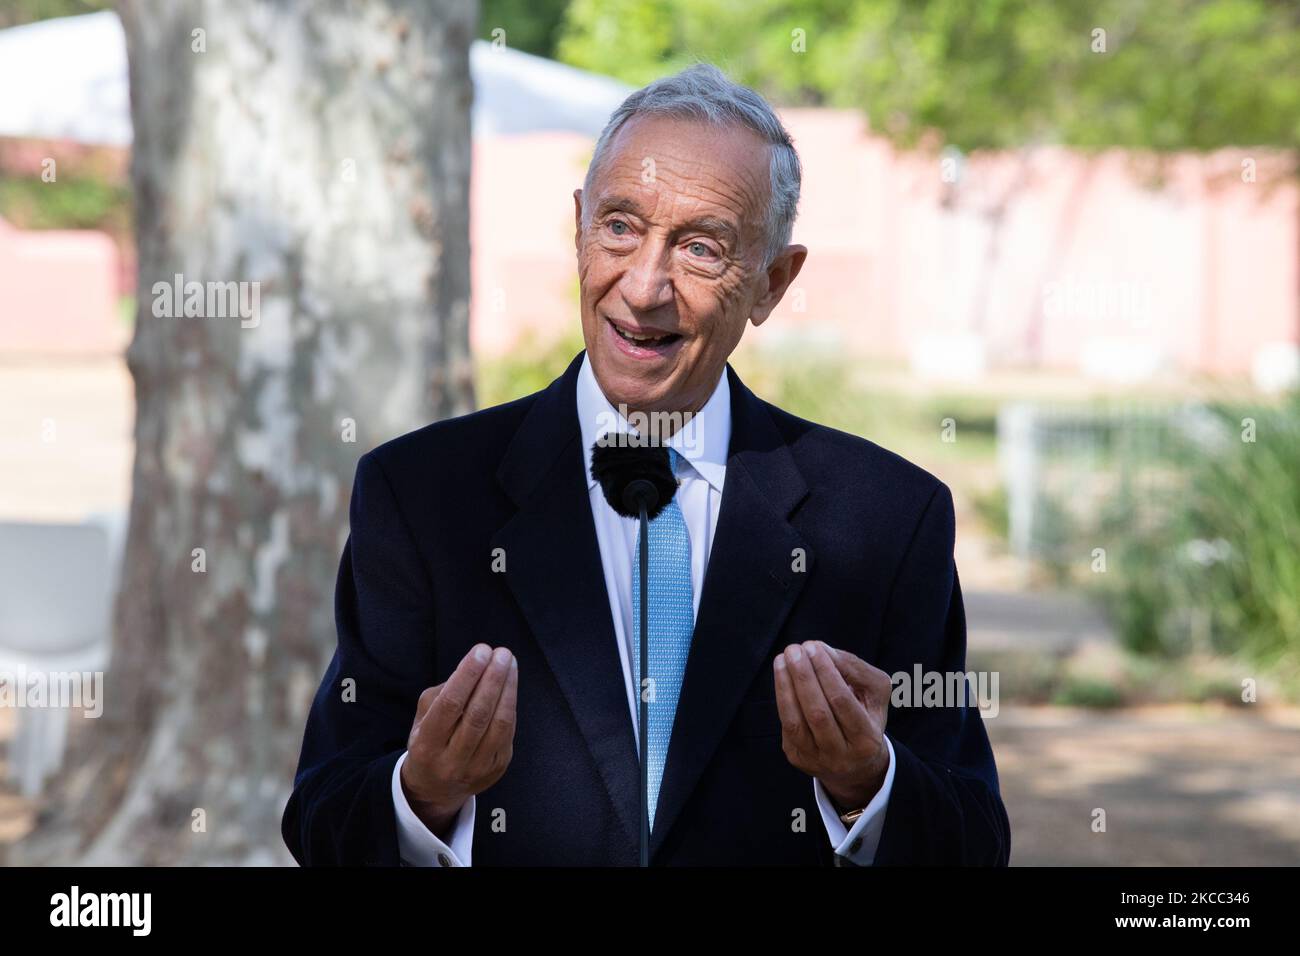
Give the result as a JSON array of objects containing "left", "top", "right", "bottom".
[
  {"left": 0, "top": 215, "right": 123, "bottom": 355},
  {"left": 4, "top": 113, "right": 1294, "bottom": 377},
  {"left": 469, "top": 132, "right": 590, "bottom": 356},
  {"left": 470, "top": 110, "right": 1299, "bottom": 378}
]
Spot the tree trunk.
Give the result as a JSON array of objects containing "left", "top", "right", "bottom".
[{"left": 15, "top": 0, "right": 476, "bottom": 865}]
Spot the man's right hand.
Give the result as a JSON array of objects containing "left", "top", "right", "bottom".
[{"left": 400, "top": 643, "right": 518, "bottom": 838}]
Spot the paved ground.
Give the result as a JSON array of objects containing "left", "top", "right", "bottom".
[
  {"left": 987, "top": 704, "right": 1300, "bottom": 865},
  {"left": 0, "top": 709, "right": 33, "bottom": 848}
]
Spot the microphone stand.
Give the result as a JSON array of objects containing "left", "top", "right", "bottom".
[
  {"left": 637, "top": 499, "right": 650, "bottom": 869},
  {"left": 588, "top": 442, "right": 675, "bottom": 868}
]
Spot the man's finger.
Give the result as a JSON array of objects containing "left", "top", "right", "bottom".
[
  {"left": 826, "top": 644, "right": 892, "bottom": 709},
  {"left": 804, "top": 641, "right": 871, "bottom": 743},
  {"left": 446, "top": 646, "right": 513, "bottom": 760},
  {"left": 413, "top": 683, "right": 443, "bottom": 724},
  {"left": 471, "top": 656, "right": 518, "bottom": 770},
  {"left": 784, "top": 643, "right": 845, "bottom": 752},
  {"left": 774, "top": 654, "right": 813, "bottom": 753},
  {"left": 421, "top": 644, "right": 494, "bottom": 746}
]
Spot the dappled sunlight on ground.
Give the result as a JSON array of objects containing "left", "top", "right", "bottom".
[{"left": 987, "top": 704, "right": 1300, "bottom": 865}]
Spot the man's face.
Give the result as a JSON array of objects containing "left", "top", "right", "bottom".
[{"left": 574, "top": 114, "right": 806, "bottom": 417}]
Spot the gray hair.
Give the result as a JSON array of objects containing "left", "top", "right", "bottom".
[{"left": 582, "top": 63, "right": 801, "bottom": 269}]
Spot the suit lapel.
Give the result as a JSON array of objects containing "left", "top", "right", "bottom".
[
  {"left": 649, "top": 363, "right": 812, "bottom": 859},
  {"left": 491, "top": 352, "right": 641, "bottom": 858}
]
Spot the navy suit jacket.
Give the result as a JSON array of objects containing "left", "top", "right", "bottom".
[{"left": 282, "top": 350, "right": 1010, "bottom": 866}]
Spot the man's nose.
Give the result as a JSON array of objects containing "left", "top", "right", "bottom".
[{"left": 619, "top": 239, "right": 674, "bottom": 313}]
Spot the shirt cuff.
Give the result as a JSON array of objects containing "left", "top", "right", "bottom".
[
  {"left": 813, "top": 733, "right": 896, "bottom": 866},
  {"left": 391, "top": 750, "right": 475, "bottom": 866}
]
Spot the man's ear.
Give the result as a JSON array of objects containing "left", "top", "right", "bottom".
[
  {"left": 750, "top": 244, "right": 808, "bottom": 327},
  {"left": 573, "top": 189, "right": 584, "bottom": 253}
]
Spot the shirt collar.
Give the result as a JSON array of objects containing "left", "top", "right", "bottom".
[{"left": 577, "top": 350, "right": 731, "bottom": 494}]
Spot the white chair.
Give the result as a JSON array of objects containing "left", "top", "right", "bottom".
[{"left": 0, "top": 520, "right": 115, "bottom": 797}]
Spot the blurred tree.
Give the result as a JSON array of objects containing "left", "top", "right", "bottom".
[{"left": 16, "top": 0, "right": 476, "bottom": 865}]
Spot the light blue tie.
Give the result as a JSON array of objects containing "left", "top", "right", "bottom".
[{"left": 631, "top": 447, "right": 694, "bottom": 833}]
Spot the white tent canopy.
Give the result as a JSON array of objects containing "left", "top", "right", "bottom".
[
  {"left": 0, "top": 11, "right": 629, "bottom": 146},
  {"left": 0, "top": 12, "right": 132, "bottom": 145},
  {"left": 469, "top": 39, "right": 631, "bottom": 137}
]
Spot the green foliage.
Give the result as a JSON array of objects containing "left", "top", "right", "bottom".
[
  {"left": 1096, "top": 393, "right": 1300, "bottom": 665},
  {"left": 971, "top": 483, "right": 1008, "bottom": 539},
  {"left": 480, "top": 0, "right": 571, "bottom": 57},
  {"left": 0, "top": 174, "right": 129, "bottom": 231},
  {"left": 729, "top": 346, "right": 1002, "bottom": 477},
  {"left": 475, "top": 326, "right": 587, "bottom": 406},
  {"left": 0, "top": 0, "right": 108, "bottom": 29},
  {"left": 733, "top": 345, "right": 865, "bottom": 431},
  {"left": 975, "top": 641, "right": 1291, "bottom": 706},
  {"left": 555, "top": 0, "right": 1300, "bottom": 152},
  {"left": 1063, "top": 0, "right": 1300, "bottom": 152},
  {"left": 1052, "top": 675, "right": 1125, "bottom": 709},
  {"left": 117, "top": 295, "right": 135, "bottom": 330}
]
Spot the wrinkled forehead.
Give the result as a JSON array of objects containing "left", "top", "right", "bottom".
[{"left": 589, "top": 114, "right": 771, "bottom": 234}]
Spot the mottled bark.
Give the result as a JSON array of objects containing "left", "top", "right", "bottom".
[{"left": 16, "top": 0, "right": 475, "bottom": 864}]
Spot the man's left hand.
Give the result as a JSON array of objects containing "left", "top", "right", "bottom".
[{"left": 774, "top": 640, "right": 892, "bottom": 812}]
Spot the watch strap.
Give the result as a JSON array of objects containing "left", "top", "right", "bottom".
[{"left": 838, "top": 805, "right": 865, "bottom": 826}]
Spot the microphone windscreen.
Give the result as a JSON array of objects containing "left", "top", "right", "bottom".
[{"left": 590, "top": 440, "right": 678, "bottom": 520}]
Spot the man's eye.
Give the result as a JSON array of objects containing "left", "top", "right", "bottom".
[
  {"left": 686, "top": 240, "right": 715, "bottom": 258},
  {"left": 608, "top": 220, "right": 629, "bottom": 236}
]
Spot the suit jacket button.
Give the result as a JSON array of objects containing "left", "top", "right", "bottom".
[{"left": 437, "top": 852, "right": 453, "bottom": 867}]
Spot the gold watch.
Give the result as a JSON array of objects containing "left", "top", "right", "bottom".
[
  {"left": 832, "top": 792, "right": 865, "bottom": 825},
  {"left": 838, "top": 805, "right": 865, "bottom": 826}
]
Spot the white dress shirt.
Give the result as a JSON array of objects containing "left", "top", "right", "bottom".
[{"left": 393, "top": 352, "right": 895, "bottom": 866}]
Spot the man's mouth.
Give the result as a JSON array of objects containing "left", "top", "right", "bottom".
[{"left": 606, "top": 316, "right": 683, "bottom": 355}]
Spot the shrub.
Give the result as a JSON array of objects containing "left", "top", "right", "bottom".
[{"left": 1096, "top": 392, "right": 1300, "bottom": 666}]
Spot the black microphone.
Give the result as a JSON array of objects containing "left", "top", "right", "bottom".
[
  {"left": 590, "top": 441, "right": 677, "bottom": 519},
  {"left": 590, "top": 438, "right": 680, "bottom": 867}
]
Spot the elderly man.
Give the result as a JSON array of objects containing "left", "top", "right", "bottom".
[{"left": 283, "top": 64, "right": 1010, "bottom": 866}]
